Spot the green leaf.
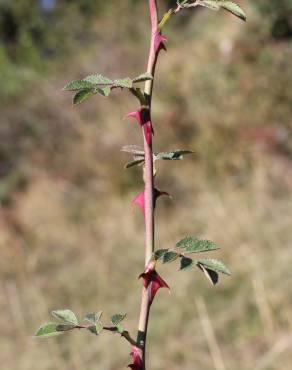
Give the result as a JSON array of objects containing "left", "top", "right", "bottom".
[
  {"left": 133, "top": 73, "right": 153, "bottom": 83},
  {"left": 116, "top": 324, "right": 124, "bottom": 334},
  {"left": 35, "top": 323, "right": 63, "bottom": 338},
  {"left": 56, "top": 324, "right": 76, "bottom": 332},
  {"left": 114, "top": 78, "right": 133, "bottom": 89},
  {"left": 176, "top": 237, "right": 219, "bottom": 253},
  {"left": 198, "top": 264, "right": 219, "bottom": 285},
  {"left": 154, "top": 249, "right": 169, "bottom": 260},
  {"left": 163, "top": 251, "right": 179, "bottom": 264},
  {"left": 99, "top": 86, "right": 111, "bottom": 97},
  {"left": 199, "top": 1, "right": 246, "bottom": 21},
  {"left": 124, "top": 159, "right": 145, "bottom": 169},
  {"left": 88, "top": 322, "right": 103, "bottom": 335},
  {"left": 111, "top": 313, "right": 126, "bottom": 326},
  {"left": 156, "top": 150, "right": 194, "bottom": 161},
  {"left": 197, "top": 259, "right": 231, "bottom": 275},
  {"left": 221, "top": 1, "right": 246, "bottom": 21},
  {"left": 180, "top": 256, "right": 194, "bottom": 270},
  {"left": 83, "top": 74, "right": 113, "bottom": 85},
  {"left": 85, "top": 311, "right": 103, "bottom": 324},
  {"left": 51, "top": 309, "right": 78, "bottom": 325},
  {"left": 63, "top": 79, "right": 95, "bottom": 91},
  {"left": 73, "top": 89, "right": 95, "bottom": 106}
]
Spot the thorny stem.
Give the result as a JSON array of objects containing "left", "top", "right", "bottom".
[{"left": 136, "top": 1, "right": 159, "bottom": 369}]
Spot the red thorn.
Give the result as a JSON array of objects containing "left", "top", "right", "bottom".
[
  {"left": 154, "top": 32, "right": 167, "bottom": 54},
  {"left": 132, "top": 191, "right": 145, "bottom": 215},
  {"left": 139, "top": 266, "right": 170, "bottom": 305},
  {"left": 125, "top": 108, "right": 153, "bottom": 146},
  {"left": 132, "top": 188, "right": 171, "bottom": 216},
  {"left": 128, "top": 346, "right": 143, "bottom": 370}
]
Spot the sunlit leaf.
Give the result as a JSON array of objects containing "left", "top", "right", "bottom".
[
  {"left": 51, "top": 309, "right": 78, "bottom": 325},
  {"left": 63, "top": 80, "right": 95, "bottom": 91},
  {"left": 176, "top": 237, "right": 219, "bottom": 253},
  {"left": 156, "top": 150, "right": 194, "bottom": 161},
  {"left": 114, "top": 78, "right": 133, "bottom": 89},
  {"left": 84, "top": 74, "right": 113, "bottom": 85},
  {"left": 199, "top": 1, "right": 246, "bottom": 21},
  {"left": 35, "top": 323, "right": 63, "bottom": 339},
  {"left": 197, "top": 258, "right": 231, "bottom": 275},
  {"left": 85, "top": 311, "right": 103, "bottom": 324}
]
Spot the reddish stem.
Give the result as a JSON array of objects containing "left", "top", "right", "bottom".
[{"left": 136, "top": 1, "right": 160, "bottom": 369}]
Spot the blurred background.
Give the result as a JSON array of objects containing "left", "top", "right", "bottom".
[{"left": 0, "top": 1, "right": 292, "bottom": 369}]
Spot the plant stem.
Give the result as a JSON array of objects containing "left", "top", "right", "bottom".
[
  {"left": 75, "top": 326, "right": 137, "bottom": 346},
  {"left": 136, "top": 1, "right": 159, "bottom": 368}
]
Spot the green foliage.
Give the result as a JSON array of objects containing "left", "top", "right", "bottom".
[
  {"left": 123, "top": 148, "right": 194, "bottom": 169},
  {"left": 87, "top": 323, "right": 103, "bottom": 335},
  {"left": 163, "top": 251, "right": 179, "bottom": 263},
  {"left": 179, "top": 0, "right": 246, "bottom": 22},
  {"left": 155, "top": 150, "right": 194, "bottom": 161},
  {"left": 110, "top": 313, "right": 127, "bottom": 326},
  {"left": 197, "top": 258, "right": 231, "bottom": 275},
  {"left": 180, "top": 256, "right": 194, "bottom": 270},
  {"left": 114, "top": 78, "right": 133, "bottom": 89},
  {"left": 197, "top": 264, "right": 219, "bottom": 285},
  {"left": 176, "top": 237, "right": 219, "bottom": 253},
  {"left": 154, "top": 249, "right": 169, "bottom": 260},
  {"left": 35, "top": 323, "right": 64, "bottom": 338},
  {"left": 64, "top": 73, "right": 153, "bottom": 106},
  {"left": 51, "top": 309, "right": 79, "bottom": 325},
  {"left": 202, "top": 1, "right": 246, "bottom": 21},
  {"left": 133, "top": 73, "right": 153, "bottom": 83},
  {"left": 73, "top": 89, "right": 96, "bottom": 106},
  {"left": 85, "top": 311, "right": 103, "bottom": 324},
  {"left": 154, "top": 237, "right": 230, "bottom": 285}
]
